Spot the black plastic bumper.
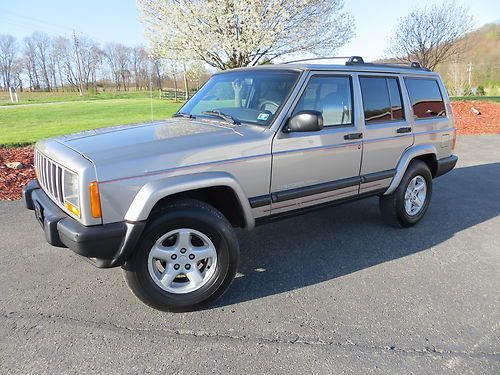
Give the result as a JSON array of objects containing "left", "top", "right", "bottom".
[
  {"left": 23, "top": 180, "right": 145, "bottom": 268},
  {"left": 435, "top": 155, "right": 458, "bottom": 178}
]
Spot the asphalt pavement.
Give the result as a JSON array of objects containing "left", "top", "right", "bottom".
[{"left": 0, "top": 135, "right": 499, "bottom": 374}]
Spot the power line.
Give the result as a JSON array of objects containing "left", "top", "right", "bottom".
[{"left": 1, "top": 10, "right": 110, "bottom": 44}]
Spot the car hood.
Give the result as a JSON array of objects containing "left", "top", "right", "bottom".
[
  {"left": 55, "top": 118, "right": 262, "bottom": 163},
  {"left": 49, "top": 118, "right": 269, "bottom": 183}
]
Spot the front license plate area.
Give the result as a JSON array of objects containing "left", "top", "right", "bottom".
[{"left": 34, "top": 200, "right": 44, "bottom": 228}]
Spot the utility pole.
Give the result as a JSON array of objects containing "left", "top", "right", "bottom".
[
  {"left": 467, "top": 62, "right": 473, "bottom": 86},
  {"left": 73, "top": 31, "right": 85, "bottom": 96}
]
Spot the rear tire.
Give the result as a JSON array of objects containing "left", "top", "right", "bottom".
[
  {"left": 380, "top": 160, "right": 432, "bottom": 228},
  {"left": 123, "top": 199, "right": 239, "bottom": 312}
]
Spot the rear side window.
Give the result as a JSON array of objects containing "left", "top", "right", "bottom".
[
  {"left": 359, "top": 77, "right": 405, "bottom": 124},
  {"left": 404, "top": 78, "right": 446, "bottom": 119}
]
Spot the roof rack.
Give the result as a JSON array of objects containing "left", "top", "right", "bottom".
[
  {"left": 346, "top": 57, "right": 430, "bottom": 71},
  {"left": 283, "top": 56, "right": 356, "bottom": 64},
  {"left": 283, "top": 55, "right": 430, "bottom": 71}
]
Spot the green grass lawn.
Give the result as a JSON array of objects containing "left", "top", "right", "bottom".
[
  {"left": 0, "top": 90, "right": 158, "bottom": 106},
  {"left": 450, "top": 96, "right": 500, "bottom": 103},
  {"left": 0, "top": 98, "right": 183, "bottom": 147}
]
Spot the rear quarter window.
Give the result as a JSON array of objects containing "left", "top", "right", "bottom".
[{"left": 404, "top": 78, "right": 446, "bottom": 119}]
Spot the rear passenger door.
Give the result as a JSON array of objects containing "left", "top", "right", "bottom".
[{"left": 357, "top": 74, "right": 414, "bottom": 194}]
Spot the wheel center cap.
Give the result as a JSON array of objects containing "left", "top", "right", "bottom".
[{"left": 179, "top": 255, "right": 188, "bottom": 263}]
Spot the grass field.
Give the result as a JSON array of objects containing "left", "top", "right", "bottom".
[
  {"left": 450, "top": 96, "right": 500, "bottom": 103},
  {"left": 0, "top": 90, "right": 159, "bottom": 106},
  {"left": 0, "top": 98, "right": 182, "bottom": 147}
]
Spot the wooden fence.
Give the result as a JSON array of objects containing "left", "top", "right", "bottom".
[{"left": 158, "top": 89, "right": 195, "bottom": 101}]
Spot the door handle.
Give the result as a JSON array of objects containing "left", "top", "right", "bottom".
[
  {"left": 397, "top": 127, "right": 412, "bottom": 134},
  {"left": 344, "top": 133, "right": 363, "bottom": 140}
]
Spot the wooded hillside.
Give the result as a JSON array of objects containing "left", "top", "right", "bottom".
[{"left": 435, "top": 22, "right": 499, "bottom": 95}]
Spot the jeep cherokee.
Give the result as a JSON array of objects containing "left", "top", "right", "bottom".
[{"left": 23, "top": 56, "right": 458, "bottom": 312}]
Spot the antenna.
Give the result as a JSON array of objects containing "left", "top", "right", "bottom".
[{"left": 149, "top": 56, "right": 154, "bottom": 122}]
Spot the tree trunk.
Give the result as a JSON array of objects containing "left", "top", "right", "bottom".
[
  {"left": 57, "top": 63, "right": 64, "bottom": 91},
  {"left": 183, "top": 64, "right": 189, "bottom": 101},
  {"left": 172, "top": 70, "right": 178, "bottom": 102}
]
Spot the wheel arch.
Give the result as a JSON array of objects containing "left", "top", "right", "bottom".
[
  {"left": 384, "top": 144, "right": 438, "bottom": 195},
  {"left": 125, "top": 172, "right": 255, "bottom": 230}
]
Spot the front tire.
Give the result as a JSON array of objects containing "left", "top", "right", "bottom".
[
  {"left": 380, "top": 160, "right": 433, "bottom": 228},
  {"left": 123, "top": 199, "right": 239, "bottom": 312}
]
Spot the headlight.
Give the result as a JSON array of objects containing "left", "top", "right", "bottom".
[{"left": 63, "top": 170, "right": 80, "bottom": 217}]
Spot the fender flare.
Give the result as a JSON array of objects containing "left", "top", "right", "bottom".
[
  {"left": 124, "top": 171, "right": 255, "bottom": 229},
  {"left": 384, "top": 144, "right": 438, "bottom": 195}
]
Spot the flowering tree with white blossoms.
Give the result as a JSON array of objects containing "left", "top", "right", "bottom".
[{"left": 137, "top": 0, "right": 355, "bottom": 70}]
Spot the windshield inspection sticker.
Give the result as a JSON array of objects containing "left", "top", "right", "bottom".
[{"left": 257, "top": 113, "right": 270, "bottom": 121}]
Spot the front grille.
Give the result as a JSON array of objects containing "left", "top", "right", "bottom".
[{"left": 34, "top": 149, "right": 65, "bottom": 205}]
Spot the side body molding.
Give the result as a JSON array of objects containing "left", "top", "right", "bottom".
[
  {"left": 124, "top": 171, "right": 255, "bottom": 230},
  {"left": 384, "top": 144, "right": 438, "bottom": 195}
]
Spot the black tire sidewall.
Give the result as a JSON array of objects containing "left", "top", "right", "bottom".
[
  {"left": 395, "top": 161, "right": 433, "bottom": 226},
  {"left": 124, "top": 204, "right": 239, "bottom": 311}
]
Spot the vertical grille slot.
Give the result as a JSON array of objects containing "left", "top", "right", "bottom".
[
  {"left": 35, "top": 149, "right": 66, "bottom": 205},
  {"left": 56, "top": 166, "right": 63, "bottom": 202}
]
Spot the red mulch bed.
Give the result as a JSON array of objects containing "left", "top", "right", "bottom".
[
  {"left": 0, "top": 146, "right": 35, "bottom": 200},
  {"left": 451, "top": 101, "right": 500, "bottom": 135},
  {"left": 1, "top": 101, "right": 499, "bottom": 200}
]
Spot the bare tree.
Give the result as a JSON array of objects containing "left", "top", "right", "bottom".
[
  {"left": 11, "top": 58, "right": 24, "bottom": 91},
  {"left": 0, "top": 34, "right": 17, "bottom": 90},
  {"left": 75, "top": 36, "right": 102, "bottom": 91},
  {"left": 131, "top": 46, "right": 154, "bottom": 90},
  {"left": 52, "top": 36, "right": 69, "bottom": 91},
  {"left": 151, "top": 54, "right": 164, "bottom": 89},
  {"left": 116, "top": 44, "right": 131, "bottom": 91},
  {"left": 23, "top": 37, "right": 40, "bottom": 90},
  {"left": 138, "top": 0, "right": 355, "bottom": 70},
  {"left": 30, "top": 32, "right": 53, "bottom": 91},
  {"left": 1, "top": 30, "right": 196, "bottom": 94},
  {"left": 388, "top": 1, "right": 473, "bottom": 70},
  {"left": 52, "top": 36, "right": 81, "bottom": 92},
  {"left": 104, "top": 43, "right": 131, "bottom": 90}
]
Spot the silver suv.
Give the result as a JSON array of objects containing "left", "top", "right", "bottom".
[{"left": 24, "top": 56, "right": 458, "bottom": 312}]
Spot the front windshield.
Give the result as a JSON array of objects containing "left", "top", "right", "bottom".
[{"left": 179, "top": 70, "right": 300, "bottom": 126}]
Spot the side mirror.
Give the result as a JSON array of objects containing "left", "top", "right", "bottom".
[{"left": 286, "top": 110, "right": 324, "bottom": 132}]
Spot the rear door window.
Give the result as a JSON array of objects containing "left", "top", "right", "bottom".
[
  {"left": 359, "top": 77, "right": 405, "bottom": 124},
  {"left": 404, "top": 78, "right": 446, "bottom": 119}
]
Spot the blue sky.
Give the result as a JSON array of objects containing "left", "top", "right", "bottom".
[{"left": 0, "top": 0, "right": 498, "bottom": 61}]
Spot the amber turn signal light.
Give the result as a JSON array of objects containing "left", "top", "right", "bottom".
[
  {"left": 64, "top": 201, "right": 80, "bottom": 217},
  {"left": 89, "top": 181, "right": 102, "bottom": 218}
]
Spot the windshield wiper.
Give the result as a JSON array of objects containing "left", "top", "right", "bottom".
[
  {"left": 202, "top": 110, "right": 241, "bottom": 125},
  {"left": 173, "top": 112, "right": 196, "bottom": 119}
]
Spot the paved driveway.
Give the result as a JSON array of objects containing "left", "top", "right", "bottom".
[{"left": 0, "top": 135, "right": 499, "bottom": 374}]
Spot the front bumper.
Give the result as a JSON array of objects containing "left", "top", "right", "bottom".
[{"left": 23, "top": 180, "right": 145, "bottom": 268}]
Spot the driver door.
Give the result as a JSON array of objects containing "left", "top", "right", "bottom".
[{"left": 270, "top": 73, "right": 363, "bottom": 215}]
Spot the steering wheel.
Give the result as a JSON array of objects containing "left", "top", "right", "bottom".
[{"left": 259, "top": 100, "right": 280, "bottom": 114}]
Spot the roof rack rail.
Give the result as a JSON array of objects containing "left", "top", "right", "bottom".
[
  {"left": 346, "top": 57, "right": 430, "bottom": 71},
  {"left": 283, "top": 56, "right": 356, "bottom": 64},
  {"left": 282, "top": 55, "right": 430, "bottom": 71}
]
